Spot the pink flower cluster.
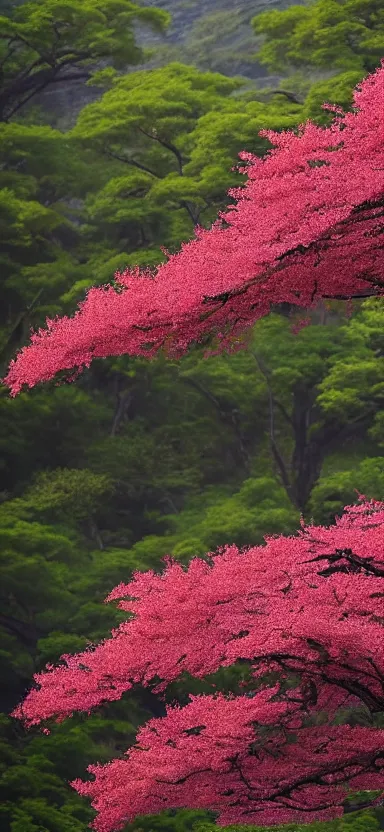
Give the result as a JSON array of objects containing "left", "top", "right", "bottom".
[
  {"left": 14, "top": 496, "right": 384, "bottom": 829},
  {"left": 4, "top": 62, "right": 384, "bottom": 396}
]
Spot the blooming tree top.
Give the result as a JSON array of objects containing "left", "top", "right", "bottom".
[
  {"left": 4, "top": 62, "right": 384, "bottom": 396},
  {"left": 14, "top": 496, "right": 384, "bottom": 830}
]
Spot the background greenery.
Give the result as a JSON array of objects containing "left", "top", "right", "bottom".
[{"left": 0, "top": 0, "right": 383, "bottom": 830}]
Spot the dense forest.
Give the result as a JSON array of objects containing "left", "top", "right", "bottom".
[{"left": 0, "top": 0, "right": 384, "bottom": 830}]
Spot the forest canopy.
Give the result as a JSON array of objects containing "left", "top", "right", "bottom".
[{"left": 0, "top": 1, "right": 383, "bottom": 831}]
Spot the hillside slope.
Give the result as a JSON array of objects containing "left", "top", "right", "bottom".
[{"left": 35, "top": 0, "right": 297, "bottom": 127}]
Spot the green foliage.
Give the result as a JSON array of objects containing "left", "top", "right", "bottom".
[
  {"left": 1, "top": 2, "right": 384, "bottom": 830},
  {"left": 309, "top": 456, "right": 384, "bottom": 524},
  {"left": 168, "top": 476, "right": 298, "bottom": 551},
  {"left": 252, "top": 0, "right": 384, "bottom": 75},
  {"left": 125, "top": 809, "right": 215, "bottom": 832},
  {"left": 68, "top": 60, "right": 301, "bottom": 286},
  {"left": 0, "top": 700, "right": 155, "bottom": 832},
  {"left": 193, "top": 808, "right": 382, "bottom": 832},
  {"left": 23, "top": 468, "right": 114, "bottom": 524},
  {"left": 0, "top": 122, "right": 99, "bottom": 369},
  {"left": 317, "top": 299, "right": 384, "bottom": 425},
  {"left": 302, "top": 68, "right": 364, "bottom": 121},
  {"left": 0, "top": 0, "right": 170, "bottom": 120},
  {"left": 251, "top": 0, "right": 384, "bottom": 116}
]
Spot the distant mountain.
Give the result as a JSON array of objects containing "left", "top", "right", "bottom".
[{"left": 134, "top": 0, "right": 292, "bottom": 82}]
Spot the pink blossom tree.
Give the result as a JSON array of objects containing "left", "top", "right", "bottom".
[
  {"left": 3, "top": 62, "right": 384, "bottom": 397},
  {"left": 13, "top": 496, "right": 384, "bottom": 830},
  {"left": 6, "top": 61, "right": 384, "bottom": 832}
]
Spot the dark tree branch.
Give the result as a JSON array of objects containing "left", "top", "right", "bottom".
[
  {"left": 202, "top": 199, "right": 384, "bottom": 310},
  {"left": 250, "top": 352, "right": 293, "bottom": 426},
  {"left": 103, "top": 147, "right": 159, "bottom": 179},
  {"left": 88, "top": 518, "right": 104, "bottom": 551},
  {"left": 110, "top": 384, "right": 133, "bottom": 437},
  {"left": 262, "top": 89, "right": 303, "bottom": 105},
  {"left": 137, "top": 126, "right": 185, "bottom": 176},
  {"left": 0, "top": 37, "right": 19, "bottom": 73},
  {"left": 251, "top": 352, "right": 296, "bottom": 505},
  {"left": 303, "top": 547, "right": 384, "bottom": 578},
  {"left": 0, "top": 288, "right": 44, "bottom": 364},
  {"left": 3, "top": 81, "right": 51, "bottom": 121},
  {"left": 179, "top": 374, "right": 250, "bottom": 469},
  {"left": 180, "top": 199, "right": 200, "bottom": 226},
  {"left": 0, "top": 611, "right": 37, "bottom": 648},
  {"left": 0, "top": 46, "right": 91, "bottom": 120}
]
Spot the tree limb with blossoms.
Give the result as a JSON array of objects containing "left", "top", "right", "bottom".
[
  {"left": 6, "top": 60, "right": 384, "bottom": 832},
  {"left": 13, "top": 496, "right": 384, "bottom": 830},
  {"left": 3, "top": 62, "right": 384, "bottom": 397}
]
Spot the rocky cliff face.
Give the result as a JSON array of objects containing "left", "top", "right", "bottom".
[{"left": 35, "top": 0, "right": 292, "bottom": 129}]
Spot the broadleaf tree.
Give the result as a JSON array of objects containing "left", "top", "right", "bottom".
[
  {"left": 251, "top": 0, "right": 384, "bottom": 125},
  {"left": 0, "top": 0, "right": 170, "bottom": 122},
  {"left": 4, "top": 62, "right": 383, "bottom": 396},
  {"left": 64, "top": 62, "right": 302, "bottom": 303},
  {"left": 12, "top": 495, "right": 384, "bottom": 829},
  {"left": 252, "top": 0, "right": 384, "bottom": 77},
  {"left": 5, "top": 61, "right": 384, "bottom": 831}
]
